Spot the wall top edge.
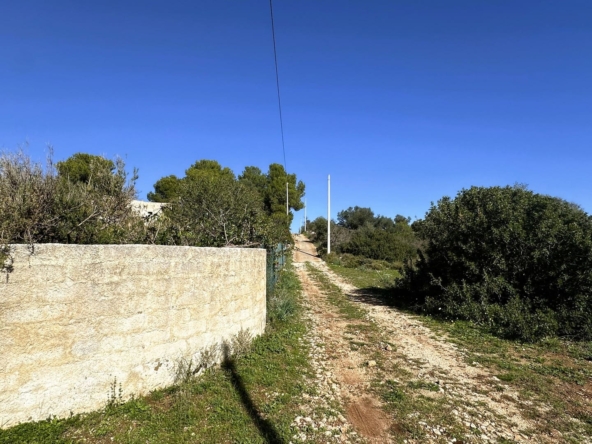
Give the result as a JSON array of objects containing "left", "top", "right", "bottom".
[{"left": 4, "top": 244, "right": 268, "bottom": 253}]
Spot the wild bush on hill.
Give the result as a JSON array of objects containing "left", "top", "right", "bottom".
[
  {"left": 343, "top": 224, "right": 416, "bottom": 262},
  {"left": 400, "top": 185, "right": 592, "bottom": 342}
]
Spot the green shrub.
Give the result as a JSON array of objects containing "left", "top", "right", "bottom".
[
  {"left": 0, "top": 149, "right": 146, "bottom": 250},
  {"left": 402, "top": 185, "right": 592, "bottom": 342},
  {"left": 339, "top": 253, "right": 364, "bottom": 268},
  {"left": 321, "top": 252, "right": 339, "bottom": 265},
  {"left": 268, "top": 289, "right": 297, "bottom": 322},
  {"left": 359, "top": 258, "right": 391, "bottom": 271},
  {"left": 343, "top": 225, "right": 416, "bottom": 262}
]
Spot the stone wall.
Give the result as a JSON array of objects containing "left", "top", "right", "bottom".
[{"left": 0, "top": 244, "right": 266, "bottom": 428}]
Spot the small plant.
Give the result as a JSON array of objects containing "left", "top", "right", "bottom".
[
  {"left": 199, "top": 343, "right": 220, "bottom": 369},
  {"left": 0, "top": 245, "right": 13, "bottom": 281},
  {"left": 230, "top": 328, "right": 253, "bottom": 358},
  {"left": 107, "top": 377, "right": 123, "bottom": 409},
  {"left": 268, "top": 288, "right": 297, "bottom": 322},
  {"left": 174, "top": 343, "right": 221, "bottom": 385}
]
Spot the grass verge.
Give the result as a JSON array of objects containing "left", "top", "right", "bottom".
[
  {"left": 0, "top": 261, "right": 312, "bottom": 444},
  {"left": 326, "top": 263, "right": 399, "bottom": 289}
]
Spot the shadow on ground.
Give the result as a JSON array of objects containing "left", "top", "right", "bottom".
[
  {"left": 222, "top": 345, "right": 285, "bottom": 444},
  {"left": 348, "top": 286, "right": 423, "bottom": 316}
]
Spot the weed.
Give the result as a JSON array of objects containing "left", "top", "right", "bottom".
[
  {"left": 382, "top": 380, "right": 405, "bottom": 403},
  {"left": 229, "top": 328, "right": 253, "bottom": 358},
  {"left": 106, "top": 377, "right": 123, "bottom": 409},
  {"left": 407, "top": 380, "right": 440, "bottom": 392}
]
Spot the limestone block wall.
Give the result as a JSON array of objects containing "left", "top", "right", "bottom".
[{"left": 0, "top": 244, "right": 266, "bottom": 428}]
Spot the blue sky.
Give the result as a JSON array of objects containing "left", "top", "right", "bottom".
[{"left": 2, "top": 1, "right": 591, "bottom": 231}]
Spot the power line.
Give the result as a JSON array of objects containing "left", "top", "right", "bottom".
[{"left": 269, "top": 0, "right": 287, "bottom": 173}]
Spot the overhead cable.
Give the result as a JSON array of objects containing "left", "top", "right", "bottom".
[{"left": 269, "top": 0, "right": 287, "bottom": 172}]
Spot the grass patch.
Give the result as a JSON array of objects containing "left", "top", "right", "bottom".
[
  {"left": 327, "top": 263, "right": 399, "bottom": 289},
  {"left": 427, "top": 319, "right": 592, "bottom": 440},
  {"left": 407, "top": 380, "right": 440, "bottom": 392},
  {"left": 0, "top": 261, "right": 312, "bottom": 444},
  {"left": 305, "top": 264, "right": 368, "bottom": 322}
]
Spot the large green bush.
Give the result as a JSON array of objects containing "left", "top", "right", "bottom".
[
  {"left": 403, "top": 185, "right": 592, "bottom": 341},
  {"left": 343, "top": 223, "right": 416, "bottom": 262},
  {"left": 149, "top": 160, "right": 299, "bottom": 248}
]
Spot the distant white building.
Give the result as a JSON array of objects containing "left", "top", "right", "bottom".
[{"left": 130, "top": 200, "right": 166, "bottom": 218}]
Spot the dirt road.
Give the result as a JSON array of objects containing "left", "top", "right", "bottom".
[{"left": 291, "top": 234, "right": 560, "bottom": 444}]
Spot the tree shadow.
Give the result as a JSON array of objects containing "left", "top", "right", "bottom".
[
  {"left": 221, "top": 344, "right": 284, "bottom": 444},
  {"left": 294, "top": 246, "right": 320, "bottom": 259}
]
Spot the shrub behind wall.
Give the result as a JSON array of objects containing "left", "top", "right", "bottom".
[{"left": 0, "top": 150, "right": 145, "bottom": 250}]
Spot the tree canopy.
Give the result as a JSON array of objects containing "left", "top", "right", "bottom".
[
  {"left": 159, "top": 172, "right": 270, "bottom": 247},
  {"left": 1, "top": 150, "right": 305, "bottom": 253},
  {"left": 147, "top": 175, "right": 181, "bottom": 203},
  {"left": 239, "top": 163, "right": 305, "bottom": 225},
  {"left": 337, "top": 206, "right": 375, "bottom": 230},
  {"left": 56, "top": 153, "right": 115, "bottom": 184},
  {"left": 149, "top": 161, "right": 306, "bottom": 226},
  {"left": 149, "top": 159, "right": 306, "bottom": 247}
]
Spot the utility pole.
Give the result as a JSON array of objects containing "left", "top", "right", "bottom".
[
  {"left": 286, "top": 182, "right": 289, "bottom": 217},
  {"left": 304, "top": 198, "right": 307, "bottom": 232},
  {"left": 327, "top": 175, "right": 331, "bottom": 254}
]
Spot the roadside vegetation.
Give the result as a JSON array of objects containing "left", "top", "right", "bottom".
[
  {"left": 303, "top": 186, "right": 592, "bottom": 439},
  {"left": 303, "top": 206, "right": 416, "bottom": 298},
  {"left": 148, "top": 160, "right": 304, "bottom": 247},
  {"left": 0, "top": 261, "right": 312, "bottom": 443}
]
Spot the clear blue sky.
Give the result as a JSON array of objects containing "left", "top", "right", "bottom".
[{"left": 2, "top": 1, "right": 591, "bottom": 231}]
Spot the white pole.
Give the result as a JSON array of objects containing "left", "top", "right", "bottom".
[
  {"left": 304, "top": 198, "right": 307, "bottom": 232},
  {"left": 286, "top": 182, "right": 289, "bottom": 217},
  {"left": 327, "top": 175, "right": 331, "bottom": 254}
]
